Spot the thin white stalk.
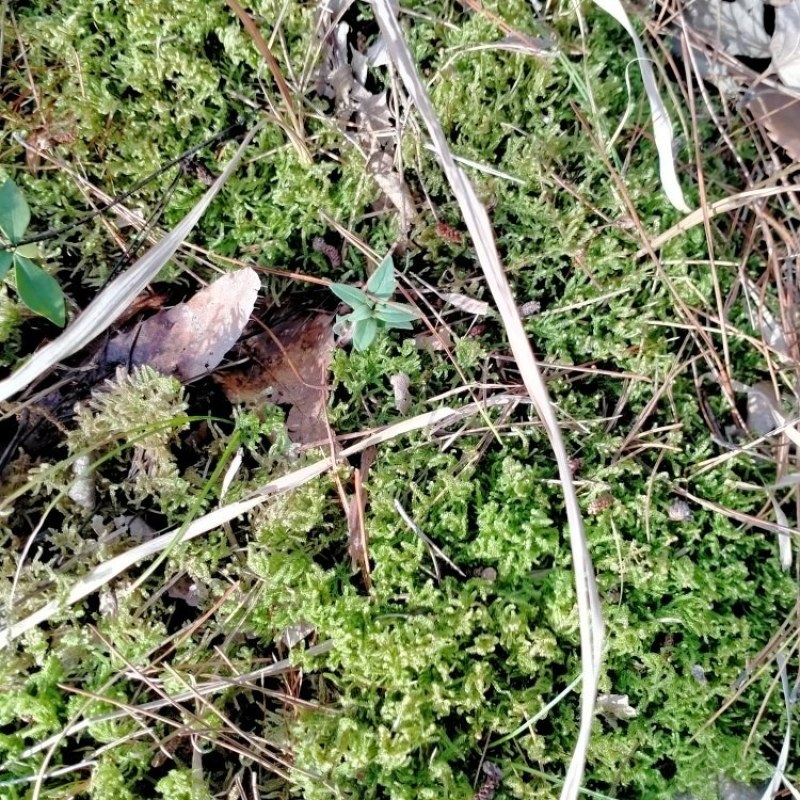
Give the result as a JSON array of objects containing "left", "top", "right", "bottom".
[
  {"left": 370, "top": 4, "right": 604, "bottom": 798},
  {"left": 0, "top": 406, "right": 454, "bottom": 648},
  {"left": 0, "top": 123, "right": 263, "bottom": 402}
]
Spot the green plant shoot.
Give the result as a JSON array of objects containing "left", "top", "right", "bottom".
[
  {"left": 0, "top": 179, "right": 66, "bottom": 326},
  {"left": 330, "top": 254, "right": 419, "bottom": 351}
]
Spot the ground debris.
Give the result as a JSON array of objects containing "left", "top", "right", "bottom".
[
  {"left": 681, "top": 0, "right": 800, "bottom": 159},
  {"left": 743, "top": 87, "right": 800, "bottom": 161},
  {"left": 771, "top": 0, "right": 800, "bottom": 88},
  {"left": 596, "top": 693, "right": 638, "bottom": 720},
  {"left": 167, "top": 574, "right": 207, "bottom": 608},
  {"left": 684, "top": 0, "right": 770, "bottom": 58},
  {"left": 346, "top": 445, "right": 376, "bottom": 589},
  {"left": 104, "top": 268, "right": 261, "bottom": 381},
  {"left": 314, "top": 11, "right": 417, "bottom": 233},
  {"left": 473, "top": 762, "right": 503, "bottom": 800},
  {"left": 390, "top": 371, "right": 411, "bottom": 414},
  {"left": 215, "top": 311, "right": 335, "bottom": 445},
  {"left": 441, "top": 291, "right": 492, "bottom": 317}
]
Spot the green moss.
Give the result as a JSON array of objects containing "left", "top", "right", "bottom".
[
  {"left": 1, "top": 0, "right": 797, "bottom": 798},
  {"left": 67, "top": 366, "right": 194, "bottom": 519},
  {"left": 91, "top": 758, "right": 138, "bottom": 800},
  {"left": 155, "top": 769, "right": 214, "bottom": 800}
]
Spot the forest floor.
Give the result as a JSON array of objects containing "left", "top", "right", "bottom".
[{"left": 0, "top": 1, "right": 798, "bottom": 799}]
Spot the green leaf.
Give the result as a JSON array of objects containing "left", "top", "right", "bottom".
[
  {"left": 365, "top": 253, "right": 396, "bottom": 300},
  {"left": 373, "top": 301, "right": 419, "bottom": 329},
  {"left": 0, "top": 251, "right": 12, "bottom": 281},
  {"left": 336, "top": 303, "right": 373, "bottom": 329},
  {"left": 352, "top": 316, "right": 378, "bottom": 351},
  {"left": 13, "top": 242, "right": 41, "bottom": 259},
  {"left": 330, "top": 283, "right": 370, "bottom": 309},
  {"left": 348, "top": 303, "right": 375, "bottom": 322},
  {"left": 0, "top": 180, "right": 31, "bottom": 244},
  {"left": 14, "top": 255, "right": 66, "bottom": 326}
]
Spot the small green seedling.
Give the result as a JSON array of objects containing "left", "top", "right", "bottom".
[
  {"left": 0, "top": 179, "right": 66, "bottom": 326},
  {"left": 330, "top": 254, "right": 419, "bottom": 351}
]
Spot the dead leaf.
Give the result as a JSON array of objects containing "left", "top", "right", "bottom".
[
  {"left": 115, "top": 289, "right": 171, "bottom": 327},
  {"left": 667, "top": 499, "right": 693, "bottom": 522},
  {"left": 414, "top": 327, "right": 453, "bottom": 352},
  {"left": 717, "top": 776, "right": 765, "bottom": 800},
  {"left": 105, "top": 268, "right": 261, "bottom": 381},
  {"left": 767, "top": 494, "right": 793, "bottom": 570},
  {"left": 367, "top": 37, "right": 389, "bottom": 67},
  {"left": 747, "top": 380, "right": 780, "bottom": 435},
  {"left": 68, "top": 454, "right": 95, "bottom": 509},
  {"left": 771, "top": 0, "right": 800, "bottom": 88},
  {"left": 279, "top": 620, "right": 315, "bottom": 648},
  {"left": 390, "top": 372, "right": 411, "bottom": 414},
  {"left": 215, "top": 312, "right": 334, "bottom": 444},
  {"left": 742, "top": 277, "right": 790, "bottom": 360},
  {"left": 167, "top": 574, "right": 206, "bottom": 608},
  {"left": 743, "top": 88, "right": 800, "bottom": 160},
  {"left": 357, "top": 91, "right": 393, "bottom": 136},
  {"left": 368, "top": 149, "right": 417, "bottom": 234},
  {"left": 315, "top": 20, "right": 416, "bottom": 234},
  {"left": 685, "top": 0, "right": 771, "bottom": 58},
  {"left": 441, "top": 291, "right": 492, "bottom": 317}
]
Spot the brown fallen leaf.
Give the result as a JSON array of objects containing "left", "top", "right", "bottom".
[
  {"left": 368, "top": 149, "right": 417, "bottom": 235},
  {"left": 167, "top": 574, "right": 207, "bottom": 608},
  {"left": 104, "top": 268, "right": 261, "bottom": 381},
  {"left": 315, "top": 18, "right": 417, "bottom": 234},
  {"left": 215, "top": 312, "right": 335, "bottom": 445},
  {"left": 743, "top": 87, "right": 800, "bottom": 161}
]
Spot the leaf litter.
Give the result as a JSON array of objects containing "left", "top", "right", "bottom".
[
  {"left": 771, "top": 0, "right": 800, "bottom": 87},
  {"left": 682, "top": 0, "right": 800, "bottom": 157},
  {"left": 685, "top": 0, "right": 771, "bottom": 58},
  {"left": 1, "top": 268, "right": 262, "bottom": 472},
  {"left": 104, "top": 267, "right": 261, "bottom": 381},
  {"left": 215, "top": 311, "right": 335, "bottom": 445},
  {"left": 315, "top": 9, "right": 417, "bottom": 234},
  {"left": 6, "top": 4, "right": 800, "bottom": 797},
  {"left": 345, "top": 445, "right": 376, "bottom": 590}
]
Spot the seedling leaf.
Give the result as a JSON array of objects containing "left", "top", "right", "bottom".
[
  {"left": 0, "top": 180, "right": 31, "bottom": 244},
  {"left": 13, "top": 242, "right": 40, "bottom": 259},
  {"left": 374, "top": 301, "right": 419, "bottom": 328},
  {"left": 348, "top": 303, "right": 376, "bottom": 322},
  {"left": 14, "top": 255, "right": 66, "bottom": 326},
  {"left": 365, "top": 253, "right": 396, "bottom": 299},
  {"left": 352, "top": 316, "right": 378, "bottom": 351},
  {"left": 331, "top": 283, "right": 370, "bottom": 309},
  {"left": 0, "top": 251, "right": 12, "bottom": 281}
]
